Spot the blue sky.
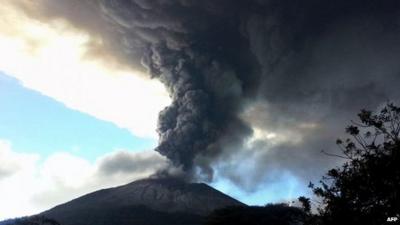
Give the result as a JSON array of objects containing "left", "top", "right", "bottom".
[{"left": 0, "top": 72, "right": 157, "bottom": 161}]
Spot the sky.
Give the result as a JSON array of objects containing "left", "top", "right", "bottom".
[
  {"left": 0, "top": 73, "right": 157, "bottom": 160},
  {"left": 2, "top": 0, "right": 400, "bottom": 220},
  {"left": 0, "top": 1, "right": 171, "bottom": 218},
  {"left": 0, "top": 40, "right": 170, "bottom": 218}
]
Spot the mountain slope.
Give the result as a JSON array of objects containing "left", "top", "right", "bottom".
[{"left": 40, "top": 178, "right": 245, "bottom": 225}]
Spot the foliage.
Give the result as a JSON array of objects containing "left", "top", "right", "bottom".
[{"left": 310, "top": 103, "right": 400, "bottom": 225}]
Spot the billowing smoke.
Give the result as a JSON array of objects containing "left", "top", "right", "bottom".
[
  {"left": 140, "top": 16, "right": 259, "bottom": 179},
  {"left": 17, "top": 0, "right": 400, "bottom": 188},
  {"left": 90, "top": 0, "right": 261, "bottom": 180}
]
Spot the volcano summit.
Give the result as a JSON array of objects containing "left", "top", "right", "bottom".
[{"left": 39, "top": 178, "right": 244, "bottom": 225}]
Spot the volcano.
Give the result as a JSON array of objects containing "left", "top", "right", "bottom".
[{"left": 39, "top": 178, "right": 245, "bottom": 225}]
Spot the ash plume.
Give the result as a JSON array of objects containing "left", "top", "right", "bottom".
[
  {"left": 97, "top": 0, "right": 260, "bottom": 180},
  {"left": 19, "top": 0, "right": 400, "bottom": 188}
]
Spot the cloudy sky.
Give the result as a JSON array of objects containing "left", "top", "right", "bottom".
[
  {"left": 2, "top": 0, "right": 400, "bottom": 220},
  {"left": 0, "top": 2, "right": 171, "bottom": 218}
]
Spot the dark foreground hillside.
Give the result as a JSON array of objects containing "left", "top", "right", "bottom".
[
  {"left": 205, "top": 204, "right": 305, "bottom": 225},
  {"left": 0, "top": 216, "right": 60, "bottom": 225},
  {"left": 39, "top": 178, "right": 244, "bottom": 225},
  {"left": 0, "top": 204, "right": 307, "bottom": 225}
]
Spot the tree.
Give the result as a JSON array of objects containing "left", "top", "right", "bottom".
[{"left": 311, "top": 103, "right": 400, "bottom": 225}]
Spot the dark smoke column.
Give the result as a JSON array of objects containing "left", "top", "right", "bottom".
[
  {"left": 143, "top": 43, "right": 214, "bottom": 171},
  {"left": 142, "top": 39, "right": 257, "bottom": 180},
  {"left": 125, "top": 2, "right": 261, "bottom": 180}
]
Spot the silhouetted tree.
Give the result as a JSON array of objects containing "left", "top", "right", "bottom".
[{"left": 310, "top": 103, "right": 400, "bottom": 225}]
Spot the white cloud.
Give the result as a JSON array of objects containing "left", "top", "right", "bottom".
[
  {"left": 0, "top": 2, "right": 170, "bottom": 138},
  {"left": 0, "top": 141, "right": 39, "bottom": 179},
  {"left": 0, "top": 140, "right": 167, "bottom": 220}
]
